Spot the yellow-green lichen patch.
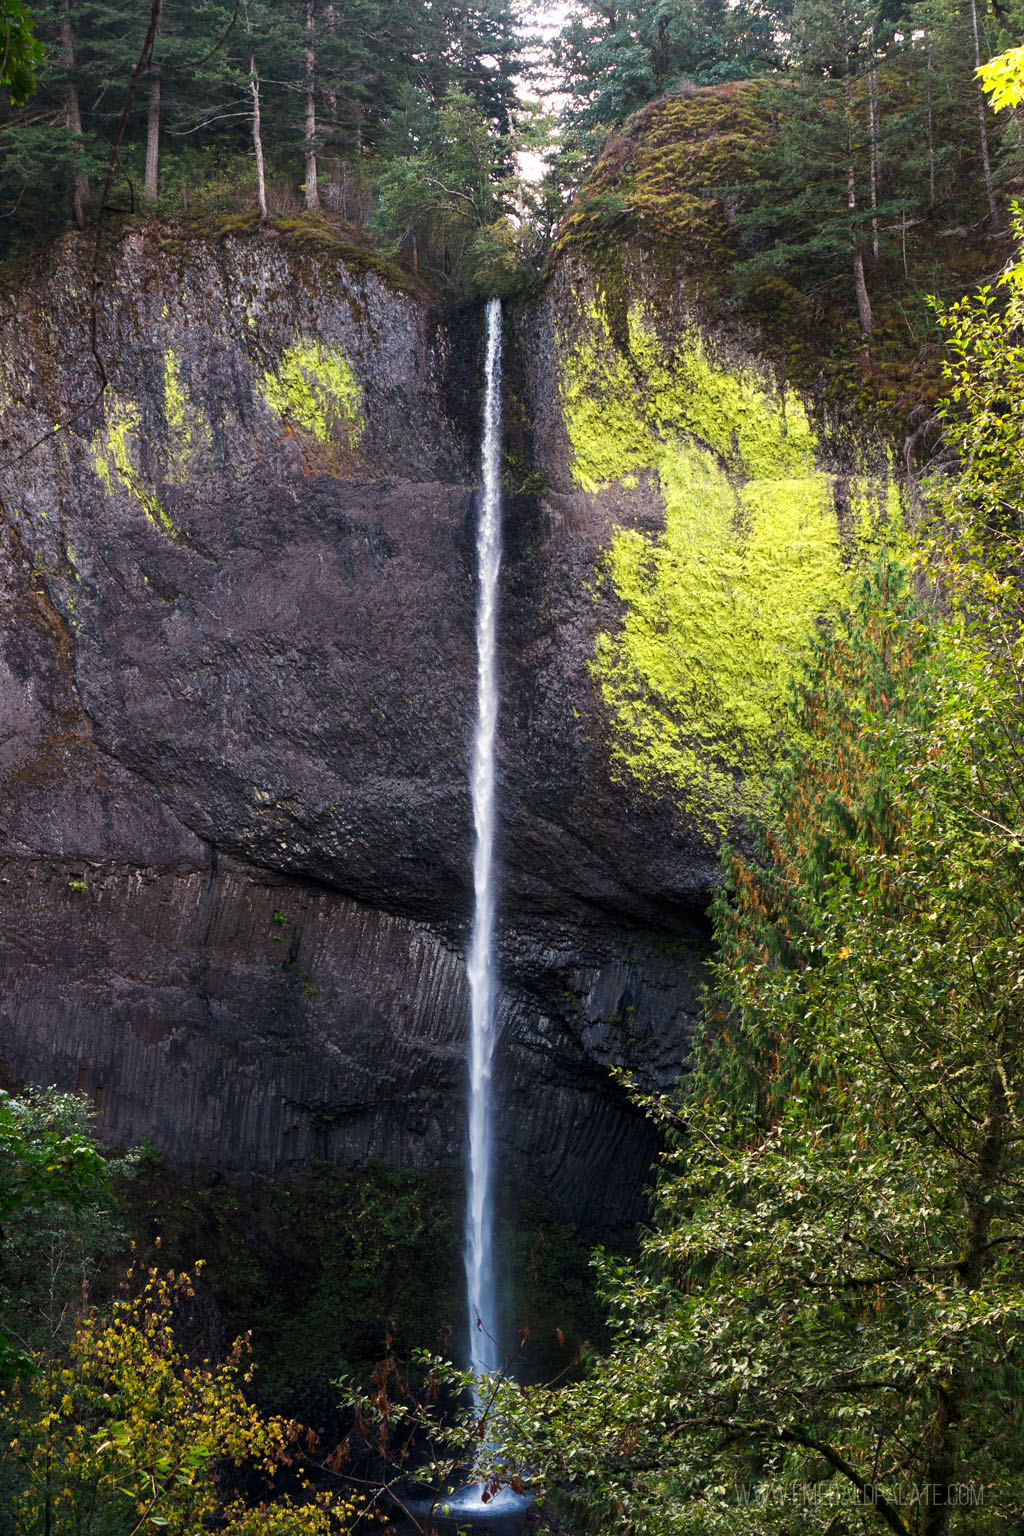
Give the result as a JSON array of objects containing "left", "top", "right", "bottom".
[
  {"left": 91, "top": 398, "right": 176, "bottom": 535},
  {"left": 259, "top": 339, "right": 364, "bottom": 468},
  {"left": 567, "top": 304, "right": 897, "bottom": 834},
  {"left": 162, "top": 349, "right": 212, "bottom": 484}
]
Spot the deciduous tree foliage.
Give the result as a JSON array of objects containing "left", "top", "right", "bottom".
[
  {"left": 0, "top": 0, "right": 41, "bottom": 102},
  {"left": 485, "top": 558, "right": 1024, "bottom": 1534},
  {"left": 4, "top": 1264, "right": 363, "bottom": 1535}
]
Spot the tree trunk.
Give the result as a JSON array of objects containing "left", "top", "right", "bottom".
[
  {"left": 58, "top": 0, "right": 88, "bottom": 228},
  {"left": 324, "top": 1, "right": 341, "bottom": 210},
  {"left": 250, "top": 53, "right": 268, "bottom": 221},
  {"left": 304, "top": 0, "right": 319, "bottom": 211},
  {"left": 971, "top": 0, "right": 1001, "bottom": 232},
  {"left": 652, "top": 14, "right": 669, "bottom": 92},
  {"left": 926, "top": 30, "right": 936, "bottom": 209},
  {"left": 845, "top": 77, "right": 873, "bottom": 338},
  {"left": 922, "top": 1382, "right": 962, "bottom": 1536},
  {"left": 868, "top": 64, "right": 880, "bottom": 260},
  {"left": 852, "top": 242, "right": 873, "bottom": 338},
  {"left": 144, "top": 64, "right": 161, "bottom": 203}
]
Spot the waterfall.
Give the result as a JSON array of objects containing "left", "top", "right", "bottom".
[
  {"left": 404, "top": 301, "right": 530, "bottom": 1533},
  {"left": 465, "top": 297, "right": 503, "bottom": 1382}
]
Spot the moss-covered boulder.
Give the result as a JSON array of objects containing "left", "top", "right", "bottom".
[{"left": 548, "top": 84, "right": 997, "bottom": 438}]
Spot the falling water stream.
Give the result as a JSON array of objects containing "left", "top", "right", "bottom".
[
  {"left": 421, "top": 294, "right": 531, "bottom": 1536},
  {"left": 464, "top": 296, "right": 503, "bottom": 1383},
  {"left": 396, "top": 303, "right": 531, "bottom": 1534}
]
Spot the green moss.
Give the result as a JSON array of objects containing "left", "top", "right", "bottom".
[
  {"left": 564, "top": 304, "right": 901, "bottom": 834},
  {"left": 550, "top": 88, "right": 754, "bottom": 308},
  {"left": 91, "top": 398, "right": 176, "bottom": 536},
  {"left": 153, "top": 210, "right": 261, "bottom": 247},
  {"left": 267, "top": 215, "right": 426, "bottom": 295},
  {"left": 163, "top": 348, "right": 187, "bottom": 431},
  {"left": 563, "top": 303, "right": 817, "bottom": 491},
  {"left": 162, "top": 349, "right": 212, "bottom": 483},
  {"left": 149, "top": 213, "right": 425, "bottom": 296},
  {"left": 260, "top": 338, "right": 364, "bottom": 467},
  {"left": 62, "top": 542, "right": 82, "bottom": 630}
]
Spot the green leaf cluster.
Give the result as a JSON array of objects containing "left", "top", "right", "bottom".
[
  {"left": 3, "top": 1263, "right": 363, "bottom": 1535},
  {"left": 0, "top": 0, "right": 41, "bottom": 104},
  {"left": 977, "top": 46, "right": 1024, "bottom": 111},
  {"left": 925, "top": 215, "right": 1024, "bottom": 611},
  {"left": 0, "top": 1089, "right": 114, "bottom": 1378},
  {"left": 485, "top": 556, "right": 1024, "bottom": 1533}
]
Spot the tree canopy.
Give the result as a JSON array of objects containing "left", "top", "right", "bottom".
[
  {"left": 0, "top": 0, "right": 529, "bottom": 289},
  {"left": 0, "top": 1088, "right": 112, "bottom": 1376},
  {"left": 0, "top": 0, "right": 40, "bottom": 102}
]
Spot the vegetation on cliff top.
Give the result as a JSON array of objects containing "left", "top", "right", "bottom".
[
  {"left": 543, "top": 0, "right": 1024, "bottom": 438},
  {"left": 0, "top": 0, "right": 538, "bottom": 295},
  {"left": 548, "top": 17, "right": 1022, "bottom": 833},
  {"left": 549, "top": 79, "right": 1008, "bottom": 438},
  {"left": 2, "top": 0, "right": 1021, "bottom": 319}
]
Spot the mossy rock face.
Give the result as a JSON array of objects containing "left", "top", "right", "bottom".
[
  {"left": 551, "top": 88, "right": 754, "bottom": 314},
  {"left": 147, "top": 212, "right": 427, "bottom": 298},
  {"left": 548, "top": 279, "right": 902, "bottom": 839},
  {"left": 547, "top": 83, "right": 986, "bottom": 437},
  {"left": 259, "top": 338, "right": 365, "bottom": 471},
  {"left": 0, "top": 223, "right": 709, "bottom": 1243},
  {"left": 91, "top": 394, "right": 177, "bottom": 536},
  {"left": 534, "top": 79, "right": 965, "bottom": 835},
  {"left": 88, "top": 343, "right": 219, "bottom": 536}
]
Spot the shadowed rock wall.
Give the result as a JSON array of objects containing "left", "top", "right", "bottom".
[{"left": 0, "top": 226, "right": 704, "bottom": 1237}]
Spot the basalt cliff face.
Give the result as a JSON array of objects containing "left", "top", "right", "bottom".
[
  {"left": 0, "top": 225, "right": 713, "bottom": 1236},
  {"left": 0, "top": 209, "right": 897, "bottom": 1234}
]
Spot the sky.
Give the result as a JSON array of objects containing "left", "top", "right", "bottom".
[{"left": 515, "top": 0, "right": 572, "bottom": 180}]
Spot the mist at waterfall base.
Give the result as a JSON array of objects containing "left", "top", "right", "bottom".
[{"left": 398, "top": 301, "right": 530, "bottom": 1535}]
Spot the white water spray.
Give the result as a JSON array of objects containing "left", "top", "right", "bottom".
[{"left": 465, "top": 298, "right": 503, "bottom": 1383}]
